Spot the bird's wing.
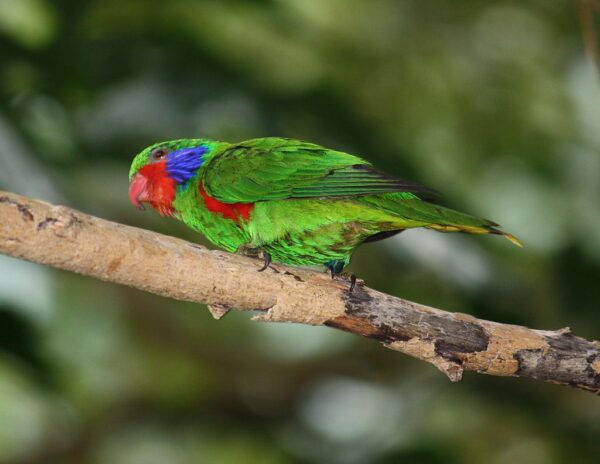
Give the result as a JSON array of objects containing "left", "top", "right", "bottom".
[{"left": 202, "top": 138, "right": 437, "bottom": 203}]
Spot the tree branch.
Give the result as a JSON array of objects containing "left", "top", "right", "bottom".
[{"left": 1, "top": 191, "right": 599, "bottom": 394}]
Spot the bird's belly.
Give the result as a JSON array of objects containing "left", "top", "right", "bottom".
[
  {"left": 260, "top": 225, "right": 359, "bottom": 266},
  {"left": 247, "top": 199, "right": 394, "bottom": 266}
]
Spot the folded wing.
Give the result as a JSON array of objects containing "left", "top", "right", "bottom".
[{"left": 202, "top": 138, "right": 437, "bottom": 203}]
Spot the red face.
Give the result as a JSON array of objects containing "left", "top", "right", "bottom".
[{"left": 129, "top": 161, "right": 177, "bottom": 217}]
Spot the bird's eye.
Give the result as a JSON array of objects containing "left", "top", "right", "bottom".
[{"left": 151, "top": 148, "right": 168, "bottom": 161}]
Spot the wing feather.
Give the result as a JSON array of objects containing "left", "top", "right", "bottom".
[{"left": 203, "top": 138, "right": 437, "bottom": 203}]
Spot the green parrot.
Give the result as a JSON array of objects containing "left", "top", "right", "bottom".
[{"left": 128, "top": 137, "right": 520, "bottom": 287}]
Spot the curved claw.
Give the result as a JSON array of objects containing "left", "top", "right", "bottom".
[
  {"left": 349, "top": 273, "right": 357, "bottom": 293},
  {"left": 258, "top": 252, "right": 271, "bottom": 272}
]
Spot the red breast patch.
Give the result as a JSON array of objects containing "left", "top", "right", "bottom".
[{"left": 199, "top": 183, "right": 254, "bottom": 223}]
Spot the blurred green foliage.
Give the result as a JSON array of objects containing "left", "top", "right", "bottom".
[{"left": 1, "top": 1, "right": 600, "bottom": 463}]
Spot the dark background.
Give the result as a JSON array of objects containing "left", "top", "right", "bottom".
[{"left": 1, "top": 1, "right": 599, "bottom": 463}]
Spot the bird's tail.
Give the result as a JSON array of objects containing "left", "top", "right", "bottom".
[
  {"left": 428, "top": 222, "right": 523, "bottom": 247},
  {"left": 363, "top": 196, "right": 522, "bottom": 247}
]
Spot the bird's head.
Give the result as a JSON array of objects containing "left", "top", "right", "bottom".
[{"left": 128, "top": 139, "right": 213, "bottom": 216}]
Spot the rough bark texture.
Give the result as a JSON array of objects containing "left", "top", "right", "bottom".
[{"left": 1, "top": 191, "right": 599, "bottom": 394}]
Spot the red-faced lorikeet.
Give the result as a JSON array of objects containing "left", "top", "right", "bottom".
[{"left": 129, "top": 138, "right": 520, "bottom": 288}]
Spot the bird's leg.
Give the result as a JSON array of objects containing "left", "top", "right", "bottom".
[
  {"left": 326, "top": 260, "right": 358, "bottom": 292},
  {"left": 235, "top": 244, "right": 261, "bottom": 258},
  {"left": 349, "top": 273, "right": 357, "bottom": 292},
  {"left": 236, "top": 245, "right": 273, "bottom": 272},
  {"left": 335, "top": 271, "right": 358, "bottom": 292},
  {"left": 258, "top": 251, "right": 272, "bottom": 272},
  {"left": 326, "top": 259, "right": 345, "bottom": 277}
]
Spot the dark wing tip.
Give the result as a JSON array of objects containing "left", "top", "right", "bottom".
[{"left": 351, "top": 164, "right": 441, "bottom": 199}]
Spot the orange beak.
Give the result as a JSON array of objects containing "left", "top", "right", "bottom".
[{"left": 129, "top": 173, "right": 149, "bottom": 210}]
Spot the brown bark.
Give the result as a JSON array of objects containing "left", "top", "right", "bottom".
[{"left": 1, "top": 191, "right": 599, "bottom": 394}]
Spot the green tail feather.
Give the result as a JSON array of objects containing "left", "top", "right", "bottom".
[{"left": 361, "top": 195, "right": 522, "bottom": 247}]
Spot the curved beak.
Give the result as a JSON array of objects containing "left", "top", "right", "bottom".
[{"left": 129, "top": 173, "right": 149, "bottom": 210}]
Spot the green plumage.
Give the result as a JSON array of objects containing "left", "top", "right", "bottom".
[{"left": 129, "top": 137, "right": 520, "bottom": 271}]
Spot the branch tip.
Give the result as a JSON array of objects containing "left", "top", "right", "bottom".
[{"left": 207, "top": 304, "right": 232, "bottom": 320}]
